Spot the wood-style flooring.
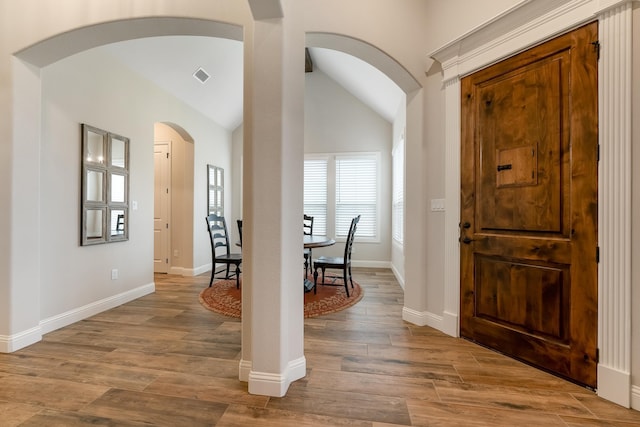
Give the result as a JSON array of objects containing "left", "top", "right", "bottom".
[{"left": 1, "top": 268, "right": 639, "bottom": 426}]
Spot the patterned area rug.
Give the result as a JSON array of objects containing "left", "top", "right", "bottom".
[{"left": 199, "top": 275, "right": 363, "bottom": 318}]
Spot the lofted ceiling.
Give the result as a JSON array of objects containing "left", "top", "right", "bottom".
[{"left": 101, "top": 36, "right": 403, "bottom": 131}]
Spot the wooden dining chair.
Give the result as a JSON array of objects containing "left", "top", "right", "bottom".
[
  {"left": 303, "top": 214, "right": 314, "bottom": 277},
  {"left": 313, "top": 215, "right": 360, "bottom": 297},
  {"left": 206, "top": 214, "right": 242, "bottom": 289},
  {"left": 237, "top": 219, "right": 243, "bottom": 247}
]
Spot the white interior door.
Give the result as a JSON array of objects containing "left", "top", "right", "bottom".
[{"left": 154, "top": 143, "right": 171, "bottom": 273}]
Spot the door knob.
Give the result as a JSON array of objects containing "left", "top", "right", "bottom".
[{"left": 462, "top": 236, "right": 473, "bottom": 244}]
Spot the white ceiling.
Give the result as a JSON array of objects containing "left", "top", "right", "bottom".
[{"left": 101, "top": 36, "right": 403, "bottom": 131}]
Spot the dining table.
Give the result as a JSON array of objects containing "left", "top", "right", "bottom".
[{"left": 303, "top": 235, "right": 335, "bottom": 292}]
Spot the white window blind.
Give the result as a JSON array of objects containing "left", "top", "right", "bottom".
[
  {"left": 303, "top": 159, "right": 327, "bottom": 236},
  {"left": 392, "top": 139, "right": 404, "bottom": 243},
  {"left": 336, "top": 155, "right": 378, "bottom": 238}
]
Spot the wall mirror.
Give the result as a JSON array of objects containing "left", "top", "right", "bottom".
[{"left": 81, "top": 124, "right": 130, "bottom": 245}]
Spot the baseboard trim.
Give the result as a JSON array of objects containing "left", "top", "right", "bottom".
[
  {"left": 248, "top": 356, "right": 306, "bottom": 397},
  {"left": 598, "top": 364, "right": 631, "bottom": 408},
  {"left": 169, "top": 266, "right": 201, "bottom": 276},
  {"left": 0, "top": 325, "right": 42, "bottom": 353},
  {"left": 239, "top": 359, "right": 252, "bottom": 382},
  {"left": 402, "top": 307, "right": 443, "bottom": 329},
  {"left": 390, "top": 264, "right": 405, "bottom": 290},
  {"left": 631, "top": 385, "right": 640, "bottom": 411},
  {"left": 40, "top": 282, "right": 156, "bottom": 336},
  {"left": 0, "top": 282, "right": 155, "bottom": 353},
  {"left": 193, "top": 264, "right": 211, "bottom": 277},
  {"left": 351, "top": 260, "right": 391, "bottom": 269}
]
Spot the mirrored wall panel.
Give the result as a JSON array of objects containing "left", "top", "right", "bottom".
[{"left": 81, "top": 124, "right": 130, "bottom": 245}]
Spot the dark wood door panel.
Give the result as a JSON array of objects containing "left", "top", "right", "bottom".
[
  {"left": 461, "top": 22, "right": 598, "bottom": 388},
  {"left": 477, "top": 52, "right": 569, "bottom": 234},
  {"left": 473, "top": 255, "right": 570, "bottom": 343}
]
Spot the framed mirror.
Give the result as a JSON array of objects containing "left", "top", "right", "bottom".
[{"left": 81, "top": 124, "right": 130, "bottom": 245}]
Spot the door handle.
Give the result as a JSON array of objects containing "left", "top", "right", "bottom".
[{"left": 461, "top": 236, "right": 473, "bottom": 244}]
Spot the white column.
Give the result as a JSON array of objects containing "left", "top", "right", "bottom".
[
  {"left": 597, "top": 2, "right": 633, "bottom": 408},
  {"left": 241, "top": 0, "right": 306, "bottom": 397},
  {"left": 442, "top": 75, "right": 461, "bottom": 337}
]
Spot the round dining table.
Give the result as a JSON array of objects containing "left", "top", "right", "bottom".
[
  {"left": 303, "top": 235, "right": 335, "bottom": 291},
  {"left": 304, "top": 235, "right": 335, "bottom": 249}
]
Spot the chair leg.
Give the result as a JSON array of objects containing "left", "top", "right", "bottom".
[
  {"left": 342, "top": 266, "right": 350, "bottom": 297},
  {"left": 313, "top": 268, "right": 319, "bottom": 293},
  {"left": 348, "top": 264, "right": 354, "bottom": 289},
  {"left": 225, "top": 264, "right": 231, "bottom": 280},
  {"left": 235, "top": 264, "right": 241, "bottom": 289},
  {"left": 209, "top": 267, "right": 214, "bottom": 287}
]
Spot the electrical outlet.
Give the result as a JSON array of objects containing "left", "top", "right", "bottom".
[{"left": 111, "top": 269, "right": 118, "bottom": 280}]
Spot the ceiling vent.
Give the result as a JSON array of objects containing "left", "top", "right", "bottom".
[{"left": 193, "top": 67, "right": 211, "bottom": 84}]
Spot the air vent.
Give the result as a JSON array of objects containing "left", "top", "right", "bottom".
[{"left": 193, "top": 67, "right": 210, "bottom": 84}]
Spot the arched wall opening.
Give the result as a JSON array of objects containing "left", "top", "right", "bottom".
[
  {"left": 4, "top": 16, "right": 244, "bottom": 351},
  {"left": 305, "top": 32, "right": 425, "bottom": 317},
  {"left": 154, "top": 122, "right": 195, "bottom": 276}
]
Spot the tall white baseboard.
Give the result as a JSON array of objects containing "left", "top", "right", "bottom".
[
  {"left": 248, "top": 356, "right": 306, "bottom": 397},
  {"left": 239, "top": 359, "right": 252, "bottom": 382},
  {"left": 40, "top": 282, "right": 155, "bottom": 336},
  {"left": 402, "top": 307, "right": 443, "bottom": 329},
  {"left": 0, "top": 325, "right": 42, "bottom": 353},
  {"left": 0, "top": 282, "right": 155, "bottom": 353},
  {"left": 598, "top": 364, "right": 631, "bottom": 408},
  {"left": 352, "top": 260, "right": 391, "bottom": 269},
  {"left": 631, "top": 386, "right": 640, "bottom": 411}
]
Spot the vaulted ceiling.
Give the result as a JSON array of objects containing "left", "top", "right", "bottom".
[{"left": 101, "top": 36, "right": 403, "bottom": 131}]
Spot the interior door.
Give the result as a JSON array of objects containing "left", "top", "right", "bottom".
[
  {"left": 154, "top": 143, "right": 171, "bottom": 274},
  {"left": 460, "top": 22, "right": 598, "bottom": 388}
]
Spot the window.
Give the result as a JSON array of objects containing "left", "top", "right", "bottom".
[
  {"left": 304, "top": 152, "right": 379, "bottom": 241},
  {"left": 303, "top": 158, "right": 327, "bottom": 236},
  {"left": 335, "top": 154, "right": 378, "bottom": 238},
  {"left": 207, "top": 164, "right": 224, "bottom": 216},
  {"left": 392, "top": 137, "right": 404, "bottom": 244}
]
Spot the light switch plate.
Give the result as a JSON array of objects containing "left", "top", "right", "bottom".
[{"left": 431, "top": 199, "right": 445, "bottom": 212}]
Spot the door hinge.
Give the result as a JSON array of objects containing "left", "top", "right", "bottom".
[
  {"left": 165, "top": 258, "right": 169, "bottom": 264},
  {"left": 597, "top": 144, "right": 600, "bottom": 161},
  {"left": 596, "top": 348, "right": 600, "bottom": 363},
  {"left": 166, "top": 223, "right": 169, "bottom": 229},
  {"left": 166, "top": 152, "right": 169, "bottom": 159},
  {"left": 596, "top": 246, "right": 600, "bottom": 263},
  {"left": 166, "top": 188, "right": 169, "bottom": 194},
  {"left": 591, "top": 40, "right": 600, "bottom": 60}
]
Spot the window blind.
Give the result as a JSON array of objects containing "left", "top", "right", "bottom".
[
  {"left": 336, "top": 155, "right": 377, "bottom": 238},
  {"left": 303, "top": 159, "right": 327, "bottom": 236}
]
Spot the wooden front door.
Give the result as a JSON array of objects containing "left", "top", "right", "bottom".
[{"left": 460, "top": 22, "right": 598, "bottom": 388}]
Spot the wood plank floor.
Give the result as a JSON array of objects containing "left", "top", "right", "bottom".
[{"left": 2, "top": 268, "right": 640, "bottom": 426}]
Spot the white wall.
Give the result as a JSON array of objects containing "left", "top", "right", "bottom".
[
  {"left": 40, "top": 46, "right": 233, "bottom": 322},
  {"left": 304, "top": 69, "right": 392, "bottom": 266}
]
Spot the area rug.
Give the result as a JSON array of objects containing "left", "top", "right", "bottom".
[{"left": 199, "top": 275, "right": 363, "bottom": 318}]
